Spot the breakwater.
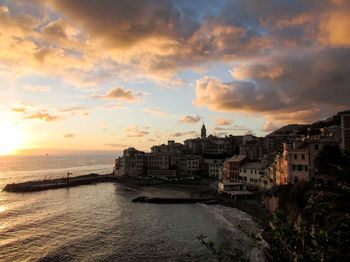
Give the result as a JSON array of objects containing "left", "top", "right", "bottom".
[
  {"left": 3, "top": 173, "right": 117, "bottom": 192},
  {"left": 132, "top": 196, "right": 221, "bottom": 204}
]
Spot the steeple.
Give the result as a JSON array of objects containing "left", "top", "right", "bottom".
[{"left": 201, "top": 123, "right": 206, "bottom": 139}]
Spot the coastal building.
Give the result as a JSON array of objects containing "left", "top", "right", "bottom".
[
  {"left": 240, "top": 138, "right": 265, "bottom": 160},
  {"left": 282, "top": 142, "right": 310, "bottom": 183},
  {"left": 239, "top": 162, "right": 266, "bottom": 189},
  {"left": 204, "top": 158, "right": 226, "bottom": 178},
  {"left": 274, "top": 153, "right": 288, "bottom": 185},
  {"left": 224, "top": 155, "right": 249, "bottom": 182},
  {"left": 144, "top": 153, "right": 170, "bottom": 171},
  {"left": 185, "top": 154, "right": 202, "bottom": 176},
  {"left": 115, "top": 147, "right": 145, "bottom": 177},
  {"left": 151, "top": 140, "right": 185, "bottom": 154},
  {"left": 340, "top": 112, "right": 350, "bottom": 152},
  {"left": 259, "top": 166, "right": 275, "bottom": 190},
  {"left": 274, "top": 135, "right": 340, "bottom": 184},
  {"left": 216, "top": 181, "right": 254, "bottom": 200}
]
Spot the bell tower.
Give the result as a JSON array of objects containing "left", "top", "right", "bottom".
[{"left": 201, "top": 123, "right": 206, "bottom": 139}]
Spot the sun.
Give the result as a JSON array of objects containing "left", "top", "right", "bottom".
[{"left": 0, "top": 121, "right": 24, "bottom": 155}]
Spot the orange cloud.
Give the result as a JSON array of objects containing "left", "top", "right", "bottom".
[
  {"left": 167, "top": 131, "right": 196, "bottom": 137},
  {"left": 215, "top": 117, "right": 234, "bottom": 126},
  {"left": 92, "top": 87, "right": 143, "bottom": 101},
  {"left": 178, "top": 115, "right": 201, "bottom": 124},
  {"left": 24, "top": 112, "right": 66, "bottom": 122},
  {"left": 124, "top": 125, "right": 149, "bottom": 138},
  {"left": 11, "top": 107, "right": 27, "bottom": 113},
  {"left": 64, "top": 133, "right": 75, "bottom": 138}
]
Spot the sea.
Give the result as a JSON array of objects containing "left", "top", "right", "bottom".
[{"left": 0, "top": 154, "right": 263, "bottom": 261}]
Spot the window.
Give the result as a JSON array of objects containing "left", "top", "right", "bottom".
[
  {"left": 305, "top": 165, "right": 308, "bottom": 171},
  {"left": 292, "top": 164, "right": 296, "bottom": 171},
  {"left": 294, "top": 154, "right": 297, "bottom": 160},
  {"left": 314, "top": 144, "right": 319, "bottom": 150},
  {"left": 297, "top": 165, "right": 302, "bottom": 171},
  {"left": 301, "top": 154, "right": 305, "bottom": 160},
  {"left": 294, "top": 176, "right": 298, "bottom": 182}
]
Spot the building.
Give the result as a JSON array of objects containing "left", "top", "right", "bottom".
[
  {"left": 240, "top": 138, "right": 265, "bottom": 160},
  {"left": 201, "top": 123, "right": 206, "bottom": 139},
  {"left": 144, "top": 153, "right": 170, "bottom": 172},
  {"left": 114, "top": 147, "right": 145, "bottom": 177},
  {"left": 223, "top": 155, "right": 249, "bottom": 182},
  {"left": 204, "top": 158, "right": 226, "bottom": 178},
  {"left": 340, "top": 112, "right": 350, "bottom": 152},
  {"left": 239, "top": 162, "right": 266, "bottom": 189},
  {"left": 151, "top": 140, "right": 185, "bottom": 154},
  {"left": 283, "top": 142, "right": 310, "bottom": 183}
]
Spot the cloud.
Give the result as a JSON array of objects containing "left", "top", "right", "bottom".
[
  {"left": 24, "top": 112, "right": 66, "bottom": 122},
  {"left": 262, "top": 121, "right": 281, "bottom": 133},
  {"left": 124, "top": 125, "right": 149, "bottom": 137},
  {"left": 194, "top": 46, "right": 350, "bottom": 123},
  {"left": 178, "top": 115, "right": 201, "bottom": 124},
  {"left": 58, "top": 106, "right": 87, "bottom": 112},
  {"left": 167, "top": 131, "right": 196, "bottom": 137},
  {"left": 1, "top": 0, "right": 350, "bottom": 124},
  {"left": 11, "top": 107, "right": 27, "bottom": 113},
  {"left": 143, "top": 108, "right": 167, "bottom": 117},
  {"left": 58, "top": 106, "right": 90, "bottom": 116},
  {"left": 104, "top": 143, "right": 127, "bottom": 148},
  {"left": 24, "top": 85, "right": 51, "bottom": 92},
  {"left": 64, "top": 133, "right": 75, "bottom": 138},
  {"left": 215, "top": 116, "right": 234, "bottom": 126},
  {"left": 92, "top": 87, "right": 143, "bottom": 101},
  {"left": 212, "top": 125, "right": 255, "bottom": 135}
]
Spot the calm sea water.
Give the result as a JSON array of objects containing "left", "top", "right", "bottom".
[{"left": 0, "top": 154, "right": 262, "bottom": 261}]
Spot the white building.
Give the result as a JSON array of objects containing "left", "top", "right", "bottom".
[
  {"left": 204, "top": 158, "right": 225, "bottom": 178},
  {"left": 239, "top": 162, "right": 266, "bottom": 188}
]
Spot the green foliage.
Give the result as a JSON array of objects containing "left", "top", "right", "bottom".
[
  {"left": 315, "top": 145, "right": 349, "bottom": 172},
  {"left": 196, "top": 188, "right": 350, "bottom": 261}
]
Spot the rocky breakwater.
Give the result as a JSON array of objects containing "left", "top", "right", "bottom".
[
  {"left": 3, "top": 173, "right": 117, "bottom": 192},
  {"left": 132, "top": 196, "right": 222, "bottom": 204}
]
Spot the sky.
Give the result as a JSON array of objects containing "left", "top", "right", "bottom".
[{"left": 0, "top": 0, "right": 349, "bottom": 155}]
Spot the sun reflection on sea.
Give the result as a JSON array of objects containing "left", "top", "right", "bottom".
[{"left": 0, "top": 206, "right": 7, "bottom": 213}]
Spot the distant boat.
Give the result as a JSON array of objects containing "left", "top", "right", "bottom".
[{"left": 46, "top": 153, "right": 49, "bottom": 156}]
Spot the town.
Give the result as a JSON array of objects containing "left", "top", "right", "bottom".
[{"left": 114, "top": 111, "right": 350, "bottom": 194}]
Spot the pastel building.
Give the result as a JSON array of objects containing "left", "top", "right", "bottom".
[
  {"left": 224, "top": 155, "right": 249, "bottom": 182},
  {"left": 239, "top": 162, "right": 266, "bottom": 188}
]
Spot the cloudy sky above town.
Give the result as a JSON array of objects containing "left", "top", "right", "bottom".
[{"left": 0, "top": 0, "right": 349, "bottom": 154}]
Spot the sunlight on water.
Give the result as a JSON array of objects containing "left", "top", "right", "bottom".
[{"left": 0, "top": 155, "right": 262, "bottom": 261}]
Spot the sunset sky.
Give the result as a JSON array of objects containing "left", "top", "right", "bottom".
[{"left": 0, "top": 0, "right": 350, "bottom": 155}]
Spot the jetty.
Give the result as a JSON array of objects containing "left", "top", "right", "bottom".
[
  {"left": 3, "top": 173, "right": 118, "bottom": 193},
  {"left": 132, "top": 196, "right": 221, "bottom": 204}
]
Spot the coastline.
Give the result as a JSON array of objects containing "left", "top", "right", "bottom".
[
  {"left": 115, "top": 176, "right": 272, "bottom": 234},
  {"left": 3, "top": 173, "right": 272, "bottom": 240}
]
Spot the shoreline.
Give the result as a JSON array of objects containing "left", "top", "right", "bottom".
[
  {"left": 115, "top": 177, "right": 272, "bottom": 235},
  {"left": 3, "top": 174, "right": 272, "bottom": 240}
]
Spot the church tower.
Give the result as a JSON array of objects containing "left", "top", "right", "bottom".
[{"left": 201, "top": 123, "right": 206, "bottom": 139}]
